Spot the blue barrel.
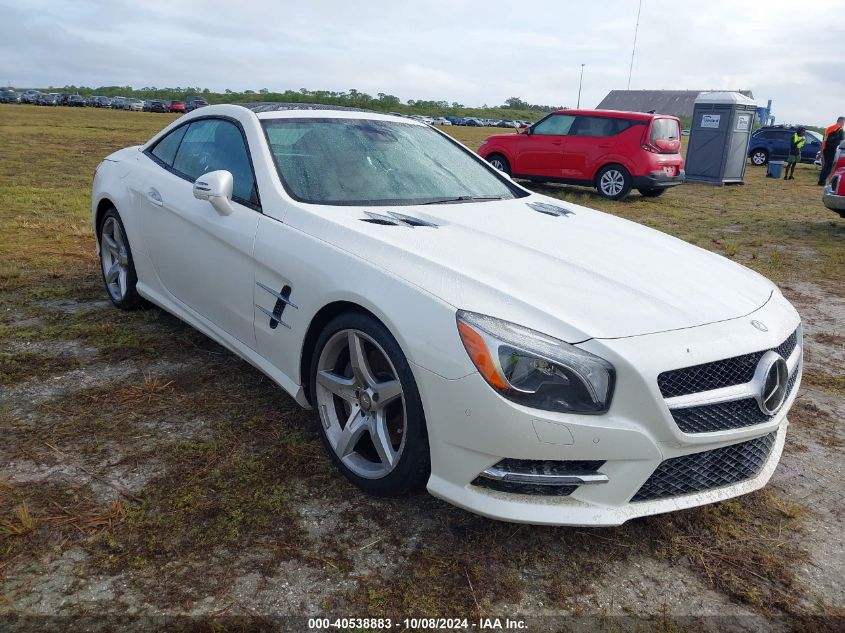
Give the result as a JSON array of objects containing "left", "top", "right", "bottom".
[{"left": 766, "top": 160, "right": 784, "bottom": 178}]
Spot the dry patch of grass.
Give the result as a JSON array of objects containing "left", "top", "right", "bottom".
[
  {"left": 0, "top": 299, "right": 215, "bottom": 363},
  {"left": 812, "top": 332, "right": 845, "bottom": 347},
  {"left": 0, "top": 502, "right": 36, "bottom": 538},
  {"left": 0, "top": 481, "right": 126, "bottom": 575},
  {"left": 647, "top": 490, "right": 806, "bottom": 612},
  {"left": 801, "top": 370, "right": 845, "bottom": 394},
  {"left": 1, "top": 345, "right": 346, "bottom": 606},
  {"left": 787, "top": 399, "right": 843, "bottom": 447},
  {"left": 0, "top": 351, "right": 83, "bottom": 385},
  {"left": 342, "top": 488, "right": 809, "bottom": 622}
]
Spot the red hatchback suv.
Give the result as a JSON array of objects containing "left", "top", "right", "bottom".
[{"left": 478, "top": 109, "right": 685, "bottom": 199}]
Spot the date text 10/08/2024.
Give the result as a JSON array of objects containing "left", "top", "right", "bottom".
[{"left": 307, "top": 617, "right": 528, "bottom": 630}]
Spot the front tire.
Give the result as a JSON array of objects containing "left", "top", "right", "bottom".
[
  {"left": 98, "top": 208, "right": 142, "bottom": 310},
  {"left": 596, "top": 165, "right": 632, "bottom": 200},
  {"left": 309, "top": 312, "right": 430, "bottom": 496},
  {"left": 750, "top": 149, "right": 769, "bottom": 166}
]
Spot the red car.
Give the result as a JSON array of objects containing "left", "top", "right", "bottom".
[
  {"left": 169, "top": 100, "right": 185, "bottom": 113},
  {"left": 478, "top": 109, "right": 685, "bottom": 199},
  {"left": 822, "top": 144, "right": 845, "bottom": 218}
]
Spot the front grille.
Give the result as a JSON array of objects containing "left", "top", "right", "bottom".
[
  {"left": 471, "top": 459, "right": 604, "bottom": 497},
  {"left": 659, "top": 328, "right": 800, "bottom": 434},
  {"left": 672, "top": 398, "right": 769, "bottom": 433},
  {"left": 671, "top": 366, "right": 800, "bottom": 433},
  {"left": 631, "top": 432, "right": 776, "bottom": 502},
  {"left": 658, "top": 329, "right": 798, "bottom": 398}
]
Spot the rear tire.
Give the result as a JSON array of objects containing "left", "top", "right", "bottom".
[
  {"left": 309, "top": 312, "right": 430, "bottom": 496},
  {"left": 596, "top": 165, "right": 632, "bottom": 200},
  {"left": 750, "top": 149, "right": 769, "bottom": 166},
  {"left": 98, "top": 208, "right": 142, "bottom": 310},
  {"left": 638, "top": 188, "right": 667, "bottom": 198},
  {"left": 486, "top": 154, "right": 511, "bottom": 175}
]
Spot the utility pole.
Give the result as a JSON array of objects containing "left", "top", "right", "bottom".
[
  {"left": 628, "top": 0, "right": 643, "bottom": 90},
  {"left": 577, "top": 64, "right": 585, "bottom": 109}
]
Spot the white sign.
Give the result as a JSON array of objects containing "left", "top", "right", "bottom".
[
  {"left": 736, "top": 114, "right": 751, "bottom": 130},
  {"left": 701, "top": 113, "right": 721, "bottom": 129}
]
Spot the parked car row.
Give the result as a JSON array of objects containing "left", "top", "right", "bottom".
[
  {"left": 385, "top": 112, "right": 532, "bottom": 128},
  {"left": 448, "top": 116, "right": 531, "bottom": 128},
  {"left": 0, "top": 90, "right": 208, "bottom": 113}
]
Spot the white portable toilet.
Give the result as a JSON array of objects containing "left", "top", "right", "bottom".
[{"left": 685, "top": 92, "right": 757, "bottom": 184}]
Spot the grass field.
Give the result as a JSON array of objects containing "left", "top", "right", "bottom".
[{"left": 1, "top": 105, "right": 844, "bottom": 630}]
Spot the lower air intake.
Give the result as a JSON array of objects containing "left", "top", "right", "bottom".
[
  {"left": 631, "top": 432, "right": 776, "bottom": 502},
  {"left": 471, "top": 459, "right": 606, "bottom": 497}
]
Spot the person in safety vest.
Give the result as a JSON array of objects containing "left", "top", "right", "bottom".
[
  {"left": 784, "top": 127, "right": 805, "bottom": 180},
  {"left": 819, "top": 117, "right": 845, "bottom": 185}
]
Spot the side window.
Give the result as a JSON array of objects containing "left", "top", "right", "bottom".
[
  {"left": 571, "top": 116, "right": 622, "bottom": 137},
  {"left": 150, "top": 125, "right": 188, "bottom": 166},
  {"left": 172, "top": 119, "right": 258, "bottom": 206},
  {"left": 532, "top": 114, "right": 576, "bottom": 136}
]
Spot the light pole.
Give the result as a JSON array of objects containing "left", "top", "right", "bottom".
[{"left": 577, "top": 64, "right": 585, "bottom": 108}]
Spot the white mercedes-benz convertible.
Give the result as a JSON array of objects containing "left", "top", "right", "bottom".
[{"left": 91, "top": 103, "right": 802, "bottom": 526}]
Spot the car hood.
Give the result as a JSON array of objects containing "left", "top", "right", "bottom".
[{"left": 307, "top": 195, "right": 776, "bottom": 342}]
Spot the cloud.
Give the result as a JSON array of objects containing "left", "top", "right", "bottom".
[{"left": 1, "top": 0, "right": 842, "bottom": 125}]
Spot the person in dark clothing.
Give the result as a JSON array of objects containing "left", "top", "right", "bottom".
[
  {"left": 818, "top": 116, "right": 844, "bottom": 185},
  {"left": 784, "top": 127, "right": 805, "bottom": 180}
]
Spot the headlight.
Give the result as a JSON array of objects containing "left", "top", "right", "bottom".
[{"left": 456, "top": 310, "right": 615, "bottom": 414}]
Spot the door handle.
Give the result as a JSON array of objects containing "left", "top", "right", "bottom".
[
  {"left": 146, "top": 189, "right": 163, "bottom": 207},
  {"left": 551, "top": 140, "right": 562, "bottom": 146}
]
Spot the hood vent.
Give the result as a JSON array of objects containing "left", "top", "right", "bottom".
[
  {"left": 362, "top": 211, "right": 438, "bottom": 228},
  {"left": 527, "top": 201, "right": 575, "bottom": 218}
]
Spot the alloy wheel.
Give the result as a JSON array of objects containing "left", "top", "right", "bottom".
[
  {"left": 489, "top": 157, "right": 506, "bottom": 171},
  {"left": 751, "top": 151, "right": 767, "bottom": 166},
  {"left": 599, "top": 169, "right": 625, "bottom": 197},
  {"left": 100, "top": 217, "right": 129, "bottom": 302},
  {"left": 315, "top": 329, "right": 407, "bottom": 479}
]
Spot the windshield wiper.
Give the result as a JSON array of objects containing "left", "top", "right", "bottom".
[{"left": 421, "top": 196, "right": 504, "bottom": 205}]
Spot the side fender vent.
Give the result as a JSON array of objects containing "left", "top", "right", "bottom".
[
  {"left": 527, "top": 201, "right": 575, "bottom": 217},
  {"left": 361, "top": 211, "right": 438, "bottom": 228}
]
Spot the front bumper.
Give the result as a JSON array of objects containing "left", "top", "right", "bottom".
[
  {"left": 822, "top": 185, "right": 845, "bottom": 217},
  {"left": 417, "top": 293, "right": 800, "bottom": 526},
  {"left": 632, "top": 169, "right": 685, "bottom": 190}
]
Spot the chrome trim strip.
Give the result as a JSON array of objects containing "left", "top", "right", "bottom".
[
  {"left": 255, "top": 304, "right": 291, "bottom": 329},
  {"left": 387, "top": 211, "right": 438, "bottom": 228},
  {"left": 785, "top": 343, "right": 801, "bottom": 376},
  {"left": 479, "top": 467, "right": 609, "bottom": 486},
  {"left": 665, "top": 383, "right": 757, "bottom": 409},
  {"left": 666, "top": 337, "right": 802, "bottom": 411},
  {"left": 255, "top": 281, "right": 298, "bottom": 309},
  {"left": 363, "top": 211, "right": 408, "bottom": 226}
]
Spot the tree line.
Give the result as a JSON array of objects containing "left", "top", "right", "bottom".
[{"left": 25, "top": 85, "right": 567, "bottom": 120}]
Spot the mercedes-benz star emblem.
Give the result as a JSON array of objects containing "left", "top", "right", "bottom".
[
  {"left": 751, "top": 320, "right": 768, "bottom": 332},
  {"left": 753, "top": 351, "right": 789, "bottom": 416}
]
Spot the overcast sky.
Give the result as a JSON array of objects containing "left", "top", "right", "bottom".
[{"left": 2, "top": 0, "right": 843, "bottom": 126}]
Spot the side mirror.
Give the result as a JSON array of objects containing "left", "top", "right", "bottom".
[
  {"left": 193, "top": 170, "right": 234, "bottom": 215},
  {"left": 522, "top": 126, "right": 532, "bottom": 135}
]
